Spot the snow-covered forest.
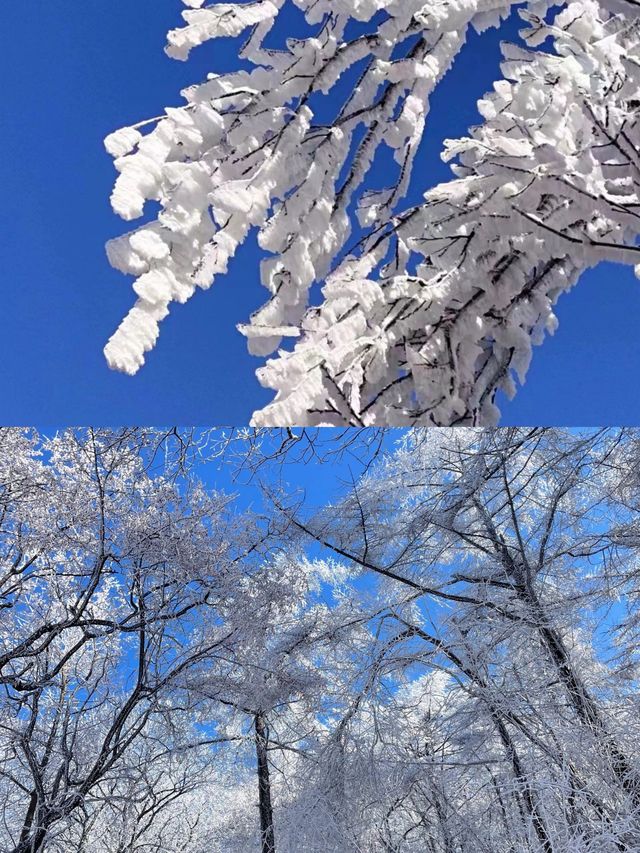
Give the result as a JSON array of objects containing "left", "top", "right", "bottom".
[
  {"left": 103, "top": 0, "right": 640, "bottom": 425},
  {"left": 1, "top": 427, "right": 639, "bottom": 852}
]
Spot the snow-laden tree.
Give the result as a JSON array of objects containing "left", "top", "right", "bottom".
[
  {"left": 4, "top": 427, "right": 640, "bottom": 852},
  {"left": 104, "top": 0, "right": 640, "bottom": 424},
  {"left": 265, "top": 426, "right": 640, "bottom": 850},
  {"left": 0, "top": 428, "right": 281, "bottom": 853},
  {"left": 0, "top": 428, "right": 371, "bottom": 853}
]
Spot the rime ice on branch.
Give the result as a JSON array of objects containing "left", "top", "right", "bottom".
[{"left": 104, "top": 0, "right": 640, "bottom": 424}]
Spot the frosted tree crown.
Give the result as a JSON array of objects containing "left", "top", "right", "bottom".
[{"left": 104, "top": 0, "right": 640, "bottom": 425}]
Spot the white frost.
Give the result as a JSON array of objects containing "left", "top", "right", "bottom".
[{"left": 103, "top": 0, "right": 640, "bottom": 425}]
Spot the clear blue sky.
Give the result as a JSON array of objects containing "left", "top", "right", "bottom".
[{"left": 2, "top": 2, "right": 639, "bottom": 425}]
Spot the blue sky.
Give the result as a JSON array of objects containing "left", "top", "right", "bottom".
[{"left": 2, "top": 2, "right": 639, "bottom": 425}]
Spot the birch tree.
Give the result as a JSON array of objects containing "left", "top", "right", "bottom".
[{"left": 103, "top": 0, "right": 640, "bottom": 424}]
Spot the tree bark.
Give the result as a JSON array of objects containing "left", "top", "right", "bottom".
[{"left": 255, "top": 713, "right": 276, "bottom": 853}]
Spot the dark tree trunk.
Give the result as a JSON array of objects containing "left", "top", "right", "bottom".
[
  {"left": 12, "top": 824, "right": 47, "bottom": 853},
  {"left": 255, "top": 712, "right": 276, "bottom": 853},
  {"left": 492, "top": 713, "right": 553, "bottom": 853},
  {"left": 12, "top": 792, "right": 47, "bottom": 853},
  {"left": 523, "top": 586, "right": 640, "bottom": 808}
]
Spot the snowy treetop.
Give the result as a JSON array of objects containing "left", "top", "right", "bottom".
[{"left": 104, "top": 0, "right": 640, "bottom": 424}]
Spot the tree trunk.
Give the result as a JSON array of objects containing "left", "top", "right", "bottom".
[
  {"left": 255, "top": 713, "right": 276, "bottom": 853},
  {"left": 12, "top": 793, "right": 47, "bottom": 853},
  {"left": 406, "top": 621, "right": 553, "bottom": 853},
  {"left": 492, "top": 713, "right": 553, "bottom": 853},
  {"left": 523, "top": 586, "right": 640, "bottom": 808}
]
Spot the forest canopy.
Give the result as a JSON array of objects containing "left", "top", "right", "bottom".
[{"left": 1, "top": 427, "right": 639, "bottom": 852}]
